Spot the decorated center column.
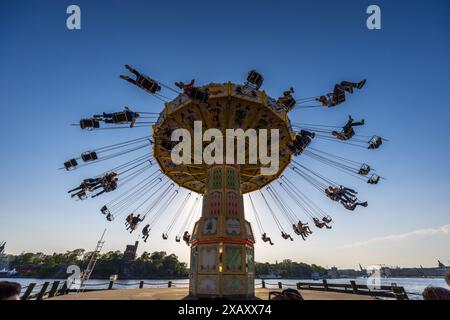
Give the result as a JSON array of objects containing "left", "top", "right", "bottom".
[{"left": 189, "top": 164, "right": 255, "bottom": 298}]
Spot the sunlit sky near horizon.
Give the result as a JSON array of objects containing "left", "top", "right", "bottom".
[{"left": 1, "top": 0, "right": 449, "bottom": 269}]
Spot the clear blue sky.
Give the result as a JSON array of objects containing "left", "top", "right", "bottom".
[{"left": 1, "top": 0, "right": 449, "bottom": 268}]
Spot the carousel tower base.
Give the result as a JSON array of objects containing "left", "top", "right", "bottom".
[{"left": 188, "top": 164, "right": 255, "bottom": 298}]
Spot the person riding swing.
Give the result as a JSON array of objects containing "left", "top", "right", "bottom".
[
  {"left": 175, "top": 79, "right": 209, "bottom": 102},
  {"left": 322, "top": 216, "right": 333, "bottom": 224},
  {"left": 127, "top": 214, "right": 143, "bottom": 233},
  {"left": 313, "top": 217, "right": 332, "bottom": 229},
  {"left": 358, "top": 164, "right": 371, "bottom": 176},
  {"left": 341, "top": 200, "right": 368, "bottom": 211},
  {"left": 125, "top": 213, "right": 134, "bottom": 227},
  {"left": 281, "top": 231, "right": 294, "bottom": 241},
  {"left": 367, "top": 174, "right": 381, "bottom": 185},
  {"left": 289, "top": 130, "right": 315, "bottom": 156},
  {"left": 261, "top": 233, "right": 274, "bottom": 245},
  {"left": 183, "top": 231, "right": 191, "bottom": 245},
  {"left": 277, "top": 87, "right": 296, "bottom": 111},
  {"left": 368, "top": 136, "right": 383, "bottom": 149},
  {"left": 332, "top": 115, "right": 365, "bottom": 141},
  {"left": 120, "top": 64, "right": 161, "bottom": 94},
  {"left": 98, "top": 107, "right": 140, "bottom": 128},
  {"left": 142, "top": 224, "right": 150, "bottom": 242}
]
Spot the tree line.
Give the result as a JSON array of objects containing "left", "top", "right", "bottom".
[{"left": 6, "top": 250, "right": 327, "bottom": 279}]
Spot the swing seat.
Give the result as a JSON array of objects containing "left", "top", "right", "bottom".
[
  {"left": 77, "top": 191, "right": 87, "bottom": 200},
  {"left": 80, "top": 118, "right": 100, "bottom": 129},
  {"left": 64, "top": 159, "right": 78, "bottom": 171},
  {"left": 136, "top": 76, "right": 161, "bottom": 94},
  {"left": 367, "top": 174, "right": 380, "bottom": 184},
  {"left": 100, "top": 205, "right": 110, "bottom": 215},
  {"left": 81, "top": 151, "right": 98, "bottom": 162},
  {"left": 162, "top": 233, "right": 168, "bottom": 240},
  {"left": 112, "top": 112, "right": 132, "bottom": 123},
  {"left": 175, "top": 236, "right": 181, "bottom": 242},
  {"left": 358, "top": 164, "right": 371, "bottom": 176},
  {"left": 188, "top": 88, "right": 209, "bottom": 102},
  {"left": 106, "top": 214, "right": 114, "bottom": 222},
  {"left": 246, "top": 70, "right": 264, "bottom": 89}
]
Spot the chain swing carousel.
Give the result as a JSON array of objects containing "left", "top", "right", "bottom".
[{"left": 63, "top": 65, "right": 386, "bottom": 298}]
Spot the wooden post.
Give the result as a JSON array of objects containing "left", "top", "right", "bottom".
[
  {"left": 108, "top": 280, "right": 115, "bottom": 290},
  {"left": 168, "top": 281, "right": 172, "bottom": 288},
  {"left": 20, "top": 283, "right": 36, "bottom": 300},
  {"left": 350, "top": 280, "right": 358, "bottom": 294},
  {"left": 261, "top": 280, "right": 266, "bottom": 289},
  {"left": 278, "top": 282, "right": 282, "bottom": 289},
  {"left": 48, "top": 281, "right": 60, "bottom": 298},
  {"left": 322, "top": 279, "right": 329, "bottom": 291},
  {"left": 139, "top": 280, "right": 144, "bottom": 289},
  {"left": 296, "top": 282, "right": 301, "bottom": 290},
  {"left": 36, "top": 282, "right": 50, "bottom": 300}
]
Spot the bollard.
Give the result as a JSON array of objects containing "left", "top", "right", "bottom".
[
  {"left": 168, "top": 281, "right": 172, "bottom": 288},
  {"left": 322, "top": 279, "right": 329, "bottom": 291},
  {"left": 139, "top": 280, "right": 144, "bottom": 289},
  {"left": 36, "top": 282, "right": 50, "bottom": 300},
  {"left": 108, "top": 280, "right": 115, "bottom": 290},
  {"left": 261, "top": 280, "right": 266, "bottom": 289},
  {"left": 278, "top": 282, "right": 282, "bottom": 289},
  {"left": 21, "top": 283, "right": 36, "bottom": 300}
]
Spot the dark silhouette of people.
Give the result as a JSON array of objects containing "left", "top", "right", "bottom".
[
  {"left": 99, "top": 107, "right": 140, "bottom": 128},
  {"left": 341, "top": 201, "right": 368, "bottom": 211},
  {"left": 367, "top": 175, "right": 381, "bottom": 185},
  {"left": 368, "top": 136, "right": 383, "bottom": 149},
  {"left": 142, "top": 224, "right": 150, "bottom": 242},
  {"left": 120, "top": 64, "right": 161, "bottom": 94},
  {"left": 183, "top": 231, "right": 191, "bottom": 245},
  {"left": 289, "top": 130, "right": 315, "bottom": 155},
  {"left": 313, "top": 217, "right": 332, "bottom": 229},
  {"left": 281, "top": 231, "right": 294, "bottom": 241},
  {"left": 277, "top": 87, "right": 296, "bottom": 111},
  {"left": 316, "top": 80, "right": 366, "bottom": 107},
  {"left": 332, "top": 115, "right": 365, "bottom": 141},
  {"left": 127, "top": 214, "right": 143, "bottom": 233},
  {"left": 261, "top": 233, "right": 274, "bottom": 245}
]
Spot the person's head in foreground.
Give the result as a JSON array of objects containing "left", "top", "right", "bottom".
[
  {"left": 422, "top": 286, "right": 450, "bottom": 300},
  {"left": 445, "top": 272, "right": 450, "bottom": 287},
  {"left": 0, "top": 281, "right": 22, "bottom": 300}
]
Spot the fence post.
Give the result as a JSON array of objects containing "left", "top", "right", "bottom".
[
  {"left": 108, "top": 280, "right": 115, "bottom": 290},
  {"left": 48, "top": 281, "right": 60, "bottom": 298},
  {"left": 350, "top": 280, "right": 358, "bottom": 294},
  {"left": 296, "top": 282, "right": 301, "bottom": 290},
  {"left": 20, "top": 283, "right": 36, "bottom": 300},
  {"left": 168, "top": 281, "right": 172, "bottom": 288},
  {"left": 261, "top": 280, "right": 265, "bottom": 289},
  {"left": 278, "top": 282, "right": 282, "bottom": 289},
  {"left": 36, "top": 281, "right": 50, "bottom": 300},
  {"left": 139, "top": 280, "right": 144, "bottom": 289},
  {"left": 322, "top": 279, "right": 329, "bottom": 291}
]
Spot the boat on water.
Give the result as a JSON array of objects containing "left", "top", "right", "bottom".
[{"left": 0, "top": 268, "right": 18, "bottom": 276}]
